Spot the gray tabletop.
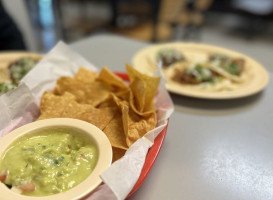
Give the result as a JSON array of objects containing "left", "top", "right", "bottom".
[{"left": 71, "top": 34, "right": 273, "bottom": 200}]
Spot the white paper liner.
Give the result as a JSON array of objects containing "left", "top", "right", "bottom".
[
  {"left": 0, "top": 83, "right": 39, "bottom": 137},
  {"left": 0, "top": 41, "right": 173, "bottom": 200}
]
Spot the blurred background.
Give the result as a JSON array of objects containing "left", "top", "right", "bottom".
[{"left": 0, "top": 0, "right": 273, "bottom": 52}]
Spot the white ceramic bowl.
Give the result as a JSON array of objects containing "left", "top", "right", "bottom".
[{"left": 0, "top": 118, "right": 112, "bottom": 200}]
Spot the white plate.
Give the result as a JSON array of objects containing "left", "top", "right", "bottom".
[{"left": 132, "top": 42, "right": 269, "bottom": 99}]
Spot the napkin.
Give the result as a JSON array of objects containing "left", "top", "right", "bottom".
[{"left": 0, "top": 41, "right": 173, "bottom": 200}]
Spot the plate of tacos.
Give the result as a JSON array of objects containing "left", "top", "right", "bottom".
[{"left": 132, "top": 43, "right": 269, "bottom": 99}]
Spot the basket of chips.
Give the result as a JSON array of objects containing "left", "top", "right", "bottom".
[{"left": 0, "top": 42, "right": 173, "bottom": 200}]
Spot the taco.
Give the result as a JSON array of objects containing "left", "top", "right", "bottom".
[
  {"left": 9, "top": 57, "right": 39, "bottom": 85},
  {"left": 156, "top": 48, "right": 186, "bottom": 68},
  {"left": 0, "top": 57, "right": 40, "bottom": 95},
  {"left": 171, "top": 63, "right": 221, "bottom": 84},
  {"left": 207, "top": 53, "right": 247, "bottom": 83},
  {"left": 162, "top": 62, "right": 237, "bottom": 91}
]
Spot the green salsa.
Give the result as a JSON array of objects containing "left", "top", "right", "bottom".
[{"left": 0, "top": 128, "right": 98, "bottom": 196}]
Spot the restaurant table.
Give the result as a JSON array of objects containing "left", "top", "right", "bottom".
[{"left": 71, "top": 34, "right": 273, "bottom": 200}]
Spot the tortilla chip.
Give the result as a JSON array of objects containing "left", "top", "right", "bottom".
[
  {"left": 39, "top": 92, "right": 116, "bottom": 130},
  {"left": 129, "top": 77, "right": 146, "bottom": 112},
  {"left": 97, "top": 95, "right": 117, "bottom": 108},
  {"left": 53, "top": 77, "right": 110, "bottom": 106},
  {"left": 110, "top": 92, "right": 157, "bottom": 147},
  {"left": 126, "top": 110, "right": 157, "bottom": 147},
  {"left": 98, "top": 67, "right": 128, "bottom": 89},
  {"left": 114, "top": 89, "right": 155, "bottom": 117},
  {"left": 128, "top": 91, "right": 156, "bottom": 117},
  {"left": 75, "top": 67, "right": 98, "bottom": 83},
  {"left": 112, "top": 147, "right": 126, "bottom": 163},
  {"left": 53, "top": 77, "right": 85, "bottom": 100},
  {"left": 121, "top": 104, "right": 130, "bottom": 144},
  {"left": 115, "top": 89, "right": 130, "bottom": 102},
  {"left": 39, "top": 92, "right": 75, "bottom": 118},
  {"left": 77, "top": 107, "right": 118, "bottom": 130},
  {"left": 103, "top": 112, "right": 128, "bottom": 150},
  {"left": 126, "top": 64, "right": 160, "bottom": 112}
]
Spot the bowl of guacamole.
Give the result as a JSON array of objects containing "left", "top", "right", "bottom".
[{"left": 0, "top": 118, "right": 112, "bottom": 200}]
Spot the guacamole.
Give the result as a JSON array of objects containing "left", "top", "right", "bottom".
[{"left": 0, "top": 128, "right": 98, "bottom": 196}]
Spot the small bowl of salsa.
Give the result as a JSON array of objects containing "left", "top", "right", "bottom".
[{"left": 0, "top": 118, "right": 112, "bottom": 200}]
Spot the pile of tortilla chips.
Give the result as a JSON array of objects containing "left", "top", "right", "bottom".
[{"left": 39, "top": 65, "right": 160, "bottom": 161}]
